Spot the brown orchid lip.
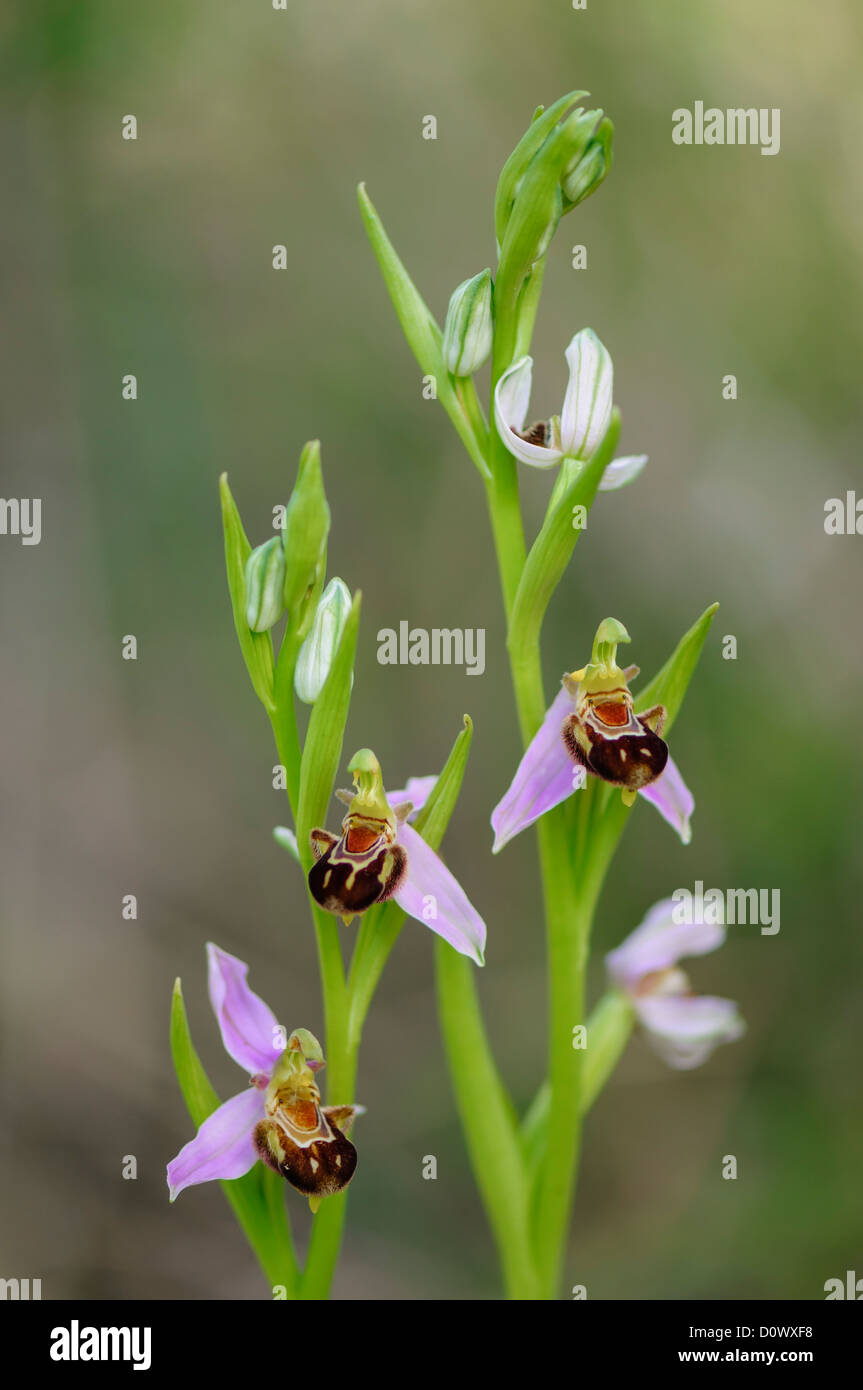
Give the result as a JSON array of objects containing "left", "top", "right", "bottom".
[
  {"left": 308, "top": 815, "right": 407, "bottom": 920},
  {"left": 562, "top": 703, "right": 669, "bottom": 791},
  {"left": 253, "top": 1108, "right": 358, "bottom": 1198},
  {"left": 517, "top": 420, "right": 550, "bottom": 447}
]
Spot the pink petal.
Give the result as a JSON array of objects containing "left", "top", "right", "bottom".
[
  {"left": 635, "top": 994, "right": 745, "bottom": 1070},
  {"left": 394, "top": 822, "right": 486, "bottom": 965},
  {"left": 207, "top": 943, "right": 281, "bottom": 1075},
  {"left": 387, "top": 775, "right": 437, "bottom": 820},
  {"left": 606, "top": 897, "right": 726, "bottom": 988},
  {"left": 167, "top": 1087, "right": 263, "bottom": 1199},
  {"left": 491, "top": 685, "right": 581, "bottom": 852},
  {"left": 638, "top": 754, "right": 694, "bottom": 844}
]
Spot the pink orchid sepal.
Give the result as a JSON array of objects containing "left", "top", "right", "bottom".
[{"left": 606, "top": 898, "right": 745, "bottom": 1069}]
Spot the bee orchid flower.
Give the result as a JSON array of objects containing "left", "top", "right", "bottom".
[
  {"left": 492, "top": 619, "right": 694, "bottom": 852},
  {"left": 606, "top": 897, "right": 746, "bottom": 1069},
  {"left": 309, "top": 750, "right": 486, "bottom": 965},
  {"left": 167, "top": 945, "right": 360, "bottom": 1210},
  {"left": 494, "top": 326, "right": 646, "bottom": 488}
]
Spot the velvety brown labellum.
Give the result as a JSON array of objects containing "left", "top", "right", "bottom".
[
  {"left": 563, "top": 703, "right": 669, "bottom": 790},
  {"left": 254, "top": 1112, "right": 358, "bottom": 1197},
  {"left": 518, "top": 420, "right": 549, "bottom": 448},
  {"left": 308, "top": 818, "right": 406, "bottom": 918}
]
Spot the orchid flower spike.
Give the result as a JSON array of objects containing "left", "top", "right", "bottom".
[
  {"left": 494, "top": 327, "right": 646, "bottom": 488},
  {"left": 167, "top": 946, "right": 362, "bottom": 1212},
  {"left": 491, "top": 619, "right": 694, "bottom": 852},
  {"left": 308, "top": 751, "right": 486, "bottom": 965},
  {"left": 606, "top": 898, "right": 745, "bottom": 1069}
]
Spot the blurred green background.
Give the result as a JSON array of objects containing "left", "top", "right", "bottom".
[{"left": 2, "top": 0, "right": 861, "bottom": 1299}]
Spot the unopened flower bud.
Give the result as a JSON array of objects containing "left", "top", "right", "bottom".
[
  {"left": 442, "top": 269, "right": 494, "bottom": 376},
  {"left": 562, "top": 115, "right": 613, "bottom": 209},
  {"left": 494, "top": 91, "right": 587, "bottom": 248},
  {"left": 244, "top": 536, "right": 286, "bottom": 632},
  {"left": 294, "top": 577, "right": 353, "bottom": 703}
]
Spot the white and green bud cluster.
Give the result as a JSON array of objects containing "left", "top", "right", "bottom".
[{"left": 494, "top": 96, "right": 615, "bottom": 298}]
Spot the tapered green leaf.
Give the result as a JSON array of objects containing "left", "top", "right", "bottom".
[
  {"left": 170, "top": 978, "right": 221, "bottom": 1125},
  {"left": 358, "top": 185, "right": 491, "bottom": 480},
  {"left": 635, "top": 602, "right": 720, "bottom": 735},
  {"left": 357, "top": 183, "right": 442, "bottom": 374},
  {"left": 283, "top": 440, "right": 330, "bottom": 622},
  {"left": 219, "top": 474, "right": 276, "bottom": 711},
  {"left": 435, "top": 940, "right": 540, "bottom": 1297},
  {"left": 414, "top": 714, "right": 473, "bottom": 850},
  {"left": 296, "top": 591, "right": 361, "bottom": 863}
]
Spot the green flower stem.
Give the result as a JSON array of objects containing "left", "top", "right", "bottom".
[
  {"left": 485, "top": 474, "right": 527, "bottom": 624},
  {"left": 484, "top": 279, "right": 529, "bottom": 620},
  {"left": 299, "top": 1186, "right": 352, "bottom": 1300},
  {"left": 435, "top": 941, "right": 542, "bottom": 1299},
  {"left": 454, "top": 375, "right": 490, "bottom": 456},
  {"left": 298, "top": 988, "right": 358, "bottom": 1302},
  {"left": 531, "top": 809, "right": 592, "bottom": 1296},
  {"left": 483, "top": 482, "right": 591, "bottom": 1300},
  {"left": 264, "top": 604, "right": 358, "bottom": 1301},
  {"left": 269, "top": 626, "right": 304, "bottom": 814},
  {"left": 521, "top": 990, "right": 636, "bottom": 1156},
  {"left": 259, "top": 1167, "right": 301, "bottom": 1292},
  {"left": 296, "top": 897, "right": 354, "bottom": 1301},
  {"left": 482, "top": 413, "right": 621, "bottom": 1298}
]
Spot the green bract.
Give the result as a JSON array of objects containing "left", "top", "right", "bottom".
[
  {"left": 219, "top": 474, "right": 276, "bottom": 711},
  {"left": 358, "top": 184, "right": 491, "bottom": 480},
  {"left": 282, "top": 440, "right": 331, "bottom": 627},
  {"left": 634, "top": 602, "right": 721, "bottom": 736}
]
